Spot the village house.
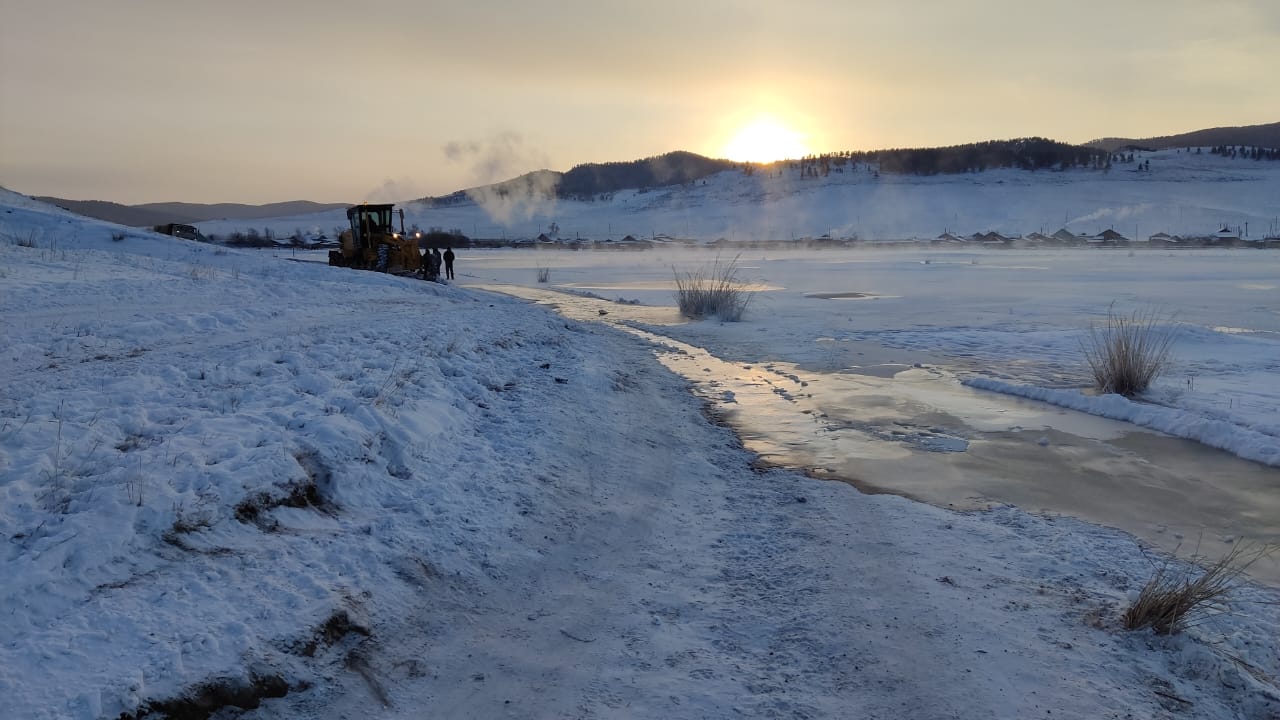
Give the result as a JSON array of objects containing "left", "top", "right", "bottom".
[
  {"left": 1214, "top": 226, "right": 1242, "bottom": 246},
  {"left": 1051, "top": 228, "right": 1081, "bottom": 246},
  {"left": 1085, "top": 229, "right": 1129, "bottom": 246}
]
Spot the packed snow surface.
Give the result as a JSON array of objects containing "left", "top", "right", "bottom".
[{"left": 2, "top": 188, "right": 1279, "bottom": 719}]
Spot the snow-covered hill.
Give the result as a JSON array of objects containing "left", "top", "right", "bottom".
[{"left": 197, "top": 148, "right": 1280, "bottom": 244}]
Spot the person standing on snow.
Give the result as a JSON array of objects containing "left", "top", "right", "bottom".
[
  {"left": 424, "top": 245, "right": 440, "bottom": 280},
  {"left": 431, "top": 248, "right": 444, "bottom": 281},
  {"left": 443, "top": 247, "right": 456, "bottom": 280}
]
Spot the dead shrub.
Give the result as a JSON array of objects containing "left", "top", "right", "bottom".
[
  {"left": 1081, "top": 305, "right": 1176, "bottom": 396},
  {"left": 673, "top": 255, "right": 752, "bottom": 322},
  {"left": 1123, "top": 543, "right": 1270, "bottom": 634}
]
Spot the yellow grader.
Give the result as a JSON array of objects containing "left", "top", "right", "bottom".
[{"left": 328, "top": 203, "right": 423, "bottom": 274}]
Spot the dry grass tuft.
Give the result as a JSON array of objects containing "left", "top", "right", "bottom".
[
  {"left": 673, "top": 255, "right": 752, "bottom": 322},
  {"left": 1081, "top": 305, "right": 1177, "bottom": 396},
  {"left": 1123, "top": 543, "right": 1270, "bottom": 634}
]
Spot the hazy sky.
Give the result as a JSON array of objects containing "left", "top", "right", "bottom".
[{"left": 2, "top": 0, "right": 1277, "bottom": 204}]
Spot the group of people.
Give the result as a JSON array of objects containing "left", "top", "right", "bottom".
[{"left": 422, "top": 246, "right": 456, "bottom": 282}]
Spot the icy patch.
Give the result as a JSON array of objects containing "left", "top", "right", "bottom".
[
  {"left": 804, "top": 291, "right": 880, "bottom": 300},
  {"left": 913, "top": 434, "right": 970, "bottom": 453},
  {"left": 1213, "top": 325, "right": 1279, "bottom": 337}
]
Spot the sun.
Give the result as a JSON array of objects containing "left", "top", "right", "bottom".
[{"left": 720, "top": 116, "right": 811, "bottom": 163}]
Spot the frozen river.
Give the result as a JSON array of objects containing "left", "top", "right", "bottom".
[{"left": 460, "top": 246, "right": 1280, "bottom": 584}]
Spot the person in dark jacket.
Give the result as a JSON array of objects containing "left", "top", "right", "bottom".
[
  {"left": 423, "top": 247, "right": 441, "bottom": 281},
  {"left": 424, "top": 245, "right": 440, "bottom": 280},
  {"left": 443, "top": 247, "right": 456, "bottom": 279},
  {"left": 431, "top": 248, "right": 444, "bottom": 280}
]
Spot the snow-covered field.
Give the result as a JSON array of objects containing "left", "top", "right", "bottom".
[{"left": 3, "top": 188, "right": 1280, "bottom": 719}]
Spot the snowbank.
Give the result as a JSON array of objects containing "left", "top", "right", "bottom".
[{"left": 965, "top": 378, "right": 1280, "bottom": 467}]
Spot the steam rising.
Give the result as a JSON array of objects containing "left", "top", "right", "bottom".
[
  {"left": 1070, "top": 203, "right": 1155, "bottom": 226},
  {"left": 443, "top": 132, "right": 557, "bottom": 226},
  {"left": 366, "top": 177, "right": 424, "bottom": 203}
]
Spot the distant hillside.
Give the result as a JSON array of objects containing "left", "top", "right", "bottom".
[
  {"left": 195, "top": 145, "right": 1280, "bottom": 245},
  {"left": 33, "top": 197, "right": 348, "bottom": 227},
  {"left": 35, "top": 122, "right": 1280, "bottom": 223},
  {"left": 33, "top": 198, "right": 197, "bottom": 228},
  {"left": 1088, "top": 121, "right": 1280, "bottom": 152},
  {"left": 426, "top": 151, "right": 741, "bottom": 206},
  {"left": 558, "top": 151, "right": 740, "bottom": 199},
  {"left": 428, "top": 142, "right": 1110, "bottom": 206},
  {"left": 135, "top": 201, "right": 349, "bottom": 222}
]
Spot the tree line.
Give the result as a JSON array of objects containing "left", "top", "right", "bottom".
[
  {"left": 792, "top": 139, "right": 1109, "bottom": 177},
  {"left": 1209, "top": 145, "right": 1280, "bottom": 161}
]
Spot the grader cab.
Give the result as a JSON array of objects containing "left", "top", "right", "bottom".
[{"left": 329, "top": 204, "right": 422, "bottom": 274}]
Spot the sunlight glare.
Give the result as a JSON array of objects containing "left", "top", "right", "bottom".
[{"left": 721, "top": 116, "right": 810, "bottom": 162}]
